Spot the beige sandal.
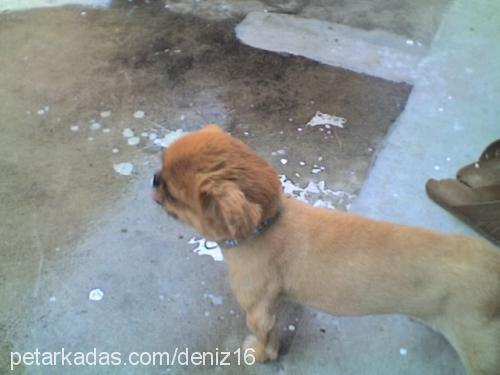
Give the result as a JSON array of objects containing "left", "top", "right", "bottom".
[{"left": 426, "top": 179, "right": 500, "bottom": 246}]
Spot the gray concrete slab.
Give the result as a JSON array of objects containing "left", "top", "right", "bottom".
[
  {"left": 143, "top": 0, "right": 451, "bottom": 45},
  {"left": 236, "top": 12, "right": 426, "bottom": 83},
  {"left": 1, "top": 0, "right": 498, "bottom": 374}
]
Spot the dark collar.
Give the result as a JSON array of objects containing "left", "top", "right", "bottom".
[{"left": 218, "top": 210, "right": 281, "bottom": 249}]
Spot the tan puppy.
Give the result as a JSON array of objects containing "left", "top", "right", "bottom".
[{"left": 152, "top": 125, "right": 500, "bottom": 375}]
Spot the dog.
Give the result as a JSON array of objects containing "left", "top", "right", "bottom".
[{"left": 151, "top": 125, "right": 500, "bottom": 374}]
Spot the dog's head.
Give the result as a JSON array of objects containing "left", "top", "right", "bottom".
[{"left": 152, "top": 125, "right": 282, "bottom": 242}]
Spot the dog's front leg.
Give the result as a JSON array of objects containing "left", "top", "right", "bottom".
[{"left": 242, "top": 303, "right": 280, "bottom": 362}]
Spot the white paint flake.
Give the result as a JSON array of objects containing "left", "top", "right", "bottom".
[
  {"left": 113, "top": 162, "right": 133, "bottom": 176},
  {"left": 122, "top": 128, "right": 134, "bottom": 138},
  {"left": 154, "top": 129, "right": 185, "bottom": 148},
  {"left": 100, "top": 110, "right": 111, "bottom": 118},
  {"left": 204, "top": 293, "right": 223, "bottom": 306},
  {"left": 133, "top": 110, "right": 145, "bottom": 119},
  {"left": 90, "top": 122, "right": 101, "bottom": 130},
  {"left": 306, "top": 111, "right": 346, "bottom": 128},
  {"left": 89, "top": 288, "right": 104, "bottom": 301},
  {"left": 189, "top": 237, "right": 223, "bottom": 261},
  {"left": 70, "top": 125, "right": 79, "bottom": 132},
  {"left": 280, "top": 175, "right": 355, "bottom": 209},
  {"left": 128, "top": 136, "right": 140, "bottom": 146},
  {"left": 399, "top": 348, "right": 408, "bottom": 356}
]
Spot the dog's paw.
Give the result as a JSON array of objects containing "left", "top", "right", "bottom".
[{"left": 242, "top": 334, "right": 278, "bottom": 362}]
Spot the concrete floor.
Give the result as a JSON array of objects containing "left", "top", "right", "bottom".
[{"left": 1, "top": 0, "right": 499, "bottom": 374}]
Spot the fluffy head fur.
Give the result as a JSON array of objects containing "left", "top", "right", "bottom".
[{"left": 153, "top": 125, "right": 281, "bottom": 241}]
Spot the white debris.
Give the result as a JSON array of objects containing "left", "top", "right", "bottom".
[
  {"left": 189, "top": 237, "right": 223, "bottom": 261},
  {"left": 280, "top": 175, "right": 355, "bottom": 209},
  {"left": 113, "top": 162, "right": 133, "bottom": 176},
  {"left": 88, "top": 137, "right": 94, "bottom": 141},
  {"left": 128, "top": 136, "right": 140, "bottom": 146},
  {"left": 399, "top": 348, "right": 408, "bottom": 356},
  {"left": 89, "top": 288, "right": 104, "bottom": 301},
  {"left": 276, "top": 149, "right": 286, "bottom": 155},
  {"left": 37, "top": 109, "right": 45, "bottom": 115},
  {"left": 112, "top": 148, "right": 119, "bottom": 154},
  {"left": 434, "top": 165, "right": 440, "bottom": 171},
  {"left": 299, "top": 161, "right": 306, "bottom": 166},
  {"left": 438, "top": 107, "right": 444, "bottom": 112},
  {"left": 280, "top": 159, "right": 288, "bottom": 165},
  {"left": 311, "top": 167, "right": 322, "bottom": 174},
  {"left": 154, "top": 129, "right": 185, "bottom": 148},
  {"left": 133, "top": 110, "right": 145, "bottom": 119},
  {"left": 306, "top": 111, "right": 346, "bottom": 128},
  {"left": 180, "top": 114, "right": 185, "bottom": 121},
  {"left": 90, "top": 122, "right": 101, "bottom": 130},
  {"left": 141, "top": 132, "right": 148, "bottom": 137},
  {"left": 204, "top": 311, "right": 210, "bottom": 317},
  {"left": 204, "top": 293, "right": 223, "bottom": 306},
  {"left": 405, "top": 39, "right": 415, "bottom": 46},
  {"left": 49, "top": 296, "right": 56, "bottom": 302},
  {"left": 122, "top": 128, "right": 134, "bottom": 138},
  {"left": 70, "top": 125, "right": 79, "bottom": 132},
  {"left": 288, "top": 324, "right": 296, "bottom": 332},
  {"left": 313, "top": 199, "right": 335, "bottom": 209},
  {"left": 100, "top": 111, "right": 111, "bottom": 118},
  {"left": 102, "top": 128, "right": 111, "bottom": 133},
  {"left": 297, "top": 127, "right": 303, "bottom": 132}
]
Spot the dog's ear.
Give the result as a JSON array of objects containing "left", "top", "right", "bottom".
[{"left": 200, "top": 180, "right": 262, "bottom": 240}]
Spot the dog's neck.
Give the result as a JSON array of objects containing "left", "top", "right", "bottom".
[{"left": 218, "top": 209, "right": 282, "bottom": 249}]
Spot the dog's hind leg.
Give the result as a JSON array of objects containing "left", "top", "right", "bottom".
[{"left": 440, "top": 319, "right": 500, "bottom": 375}]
